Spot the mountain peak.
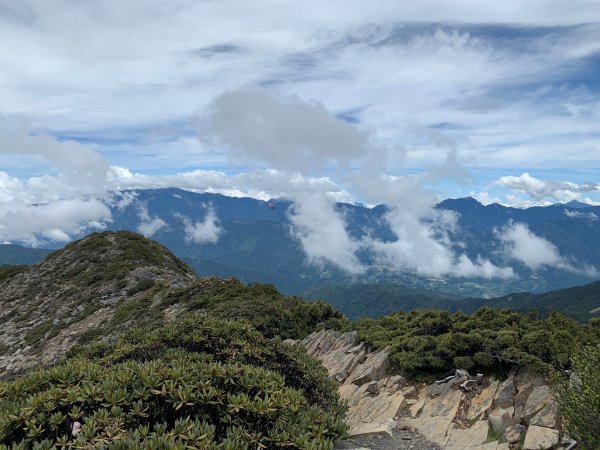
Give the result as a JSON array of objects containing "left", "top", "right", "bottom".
[
  {"left": 0, "top": 231, "right": 197, "bottom": 378},
  {"left": 565, "top": 200, "right": 592, "bottom": 209},
  {"left": 437, "top": 196, "right": 483, "bottom": 209}
]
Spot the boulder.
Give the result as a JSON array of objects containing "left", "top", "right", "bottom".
[
  {"left": 514, "top": 384, "right": 534, "bottom": 421},
  {"left": 467, "top": 380, "right": 499, "bottom": 421},
  {"left": 347, "top": 418, "right": 396, "bottom": 438},
  {"left": 346, "top": 391, "right": 406, "bottom": 430},
  {"left": 529, "top": 400, "right": 558, "bottom": 429},
  {"left": 444, "top": 420, "right": 489, "bottom": 448},
  {"left": 350, "top": 347, "right": 391, "bottom": 386},
  {"left": 522, "top": 385, "right": 553, "bottom": 424},
  {"left": 514, "top": 367, "right": 545, "bottom": 390},
  {"left": 493, "top": 377, "right": 516, "bottom": 409},
  {"left": 522, "top": 425, "right": 560, "bottom": 449},
  {"left": 488, "top": 407, "right": 515, "bottom": 435},
  {"left": 404, "top": 384, "right": 463, "bottom": 445},
  {"left": 409, "top": 397, "right": 425, "bottom": 417}
]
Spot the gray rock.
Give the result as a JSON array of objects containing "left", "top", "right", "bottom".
[
  {"left": 493, "top": 377, "right": 516, "bottom": 409},
  {"left": 503, "top": 424, "right": 526, "bottom": 443},
  {"left": 488, "top": 407, "right": 515, "bottom": 435},
  {"left": 514, "top": 383, "right": 534, "bottom": 422},
  {"left": 351, "top": 347, "right": 392, "bottom": 386},
  {"left": 529, "top": 400, "right": 558, "bottom": 428},
  {"left": 522, "top": 425, "right": 559, "bottom": 449},
  {"left": 522, "top": 385, "right": 553, "bottom": 424}
]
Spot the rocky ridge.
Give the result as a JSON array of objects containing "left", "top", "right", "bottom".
[
  {"left": 0, "top": 231, "right": 197, "bottom": 379},
  {"left": 301, "top": 329, "right": 572, "bottom": 450}
]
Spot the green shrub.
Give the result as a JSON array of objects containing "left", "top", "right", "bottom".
[
  {"left": 163, "top": 280, "right": 349, "bottom": 340},
  {"left": 0, "top": 356, "right": 346, "bottom": 449},
  {"left": 358, "top": 308, "right": 598, "bottom": 379},
  {"left": 552, "top": 343, "right": 600, "bottom": 450},
  {"left": 0, "top": 315, "right": 348, "bottom": 449},
  {"left": 68, "top": 315, "right": 344, "bottom": 413}
]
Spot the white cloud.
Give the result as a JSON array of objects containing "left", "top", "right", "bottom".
[
  {"left": 496, "top": 172, "right": 600, "bottom": 202},
  {"left": 2, "top": 2, "right": 597, "bottom": 174},
  {"left": 0, "top": 118, "right": 113, "bottom": 244},
  {"left": 493, "top": 221, "right": 596, "bottom": 276},
  {"left": 196, "top": 85, "right": 371, "bottom": 172},
  {"left": 107, "top": 166, "right": 352, "bottom": 202},
  {"left": 136, "top": 203, "right": 167, "bottom": 238},
  {"left": 366, "top": 202, "right": 513, "bottom": 279},
  {"left": 178, "top": 208, "right": 223, "bottom": 244},
  {"left": 564, "top": 209, "right": 598, "bottom": 221},
  {"left": 0, "top": 116, "right": 108, "bottom": 191},
  {"left": 288, "top": 193, "right": 365, "bottom": 274},
  {"left": 0, "top": 198, "right": 110, "bottom": 245}
]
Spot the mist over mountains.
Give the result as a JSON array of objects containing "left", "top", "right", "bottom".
[{"left": 3, "top": 188, "right": 599, "bottom": 298}]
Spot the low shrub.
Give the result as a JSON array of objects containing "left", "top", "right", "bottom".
[
  {"left": 1, "top": 315, "right": 347, "bottom": 449},
  {"left": 552, "top": 343, "right": 600, "bottom": 449},
  {"left": 357, "top": 308, "right": 599, "bottom": 379}
]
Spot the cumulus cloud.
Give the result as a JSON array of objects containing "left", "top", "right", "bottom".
[
  {"left": 0, "top": 198, "right": 110, "bottom": 245},
  {"left": 363, "top": 187, "right": 513, "bottom": 279},
  {"left": 198, "top": 86, "right": 515, "bottom": 279},
  {"left": 564, "top": 209, "right": 598, "bottom": 221},
  {"left": 196, "top": 86, "right": 371, "bottom": 172},
  {"left": 136, "top": 203, "right": 167, "bottom": 237},
  {"left": 0, "top": 117, "right": 108, "bottom": 190},
  {"left": 496, "top": 172, "right": 600, "bottom": 203},
  {"left": 288, "top": 193, "right": 365, "bottom": 274},
  {"left": 108, "top": 166, "right": 353, "bottom": 202},
  {"left": 496, "top": 222, "right": 563, "bottom": 270},
  {"left": 494, "top": 221, "right": 597, "bottom": 276},
  {"left": 0, "top": 118, "right": 113, "bottom": 244},
  {"left": 178, "top": 208, "right": 223, "bottom": 245}
]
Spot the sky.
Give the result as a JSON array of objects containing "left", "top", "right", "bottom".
[{"left": 1, "top": 0, "right": 600, "bottom": 276}]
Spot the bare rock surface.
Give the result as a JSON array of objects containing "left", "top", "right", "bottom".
[
  {"left": 302, "top": 329, "right": 565, "bottom": 450},
  {"left": 523, "top": 425, "right": 560, "bottom": 449}
]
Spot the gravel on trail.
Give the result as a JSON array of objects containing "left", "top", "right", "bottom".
[{"left": 335, "top": 423, "right": 442, "bottom": 450}]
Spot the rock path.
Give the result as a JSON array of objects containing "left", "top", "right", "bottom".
[{"left": 335, "top": 423, "right": 442, "bottom": 450}]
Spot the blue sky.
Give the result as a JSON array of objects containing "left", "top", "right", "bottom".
[{"left": 1, "top": 0, "right": 600, "bottom": 245}]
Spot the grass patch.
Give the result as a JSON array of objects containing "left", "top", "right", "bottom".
[
  {"left": 127, "top": 279, "right": 155, "bottom": 295},
  {"left": 486, "top": 425, "right": 502, "bottom": 443},
  {"left": 0, "top": 265, "right": 28, "bottom": 284},
  {"left": 24, "top": 320, "right": 54, "bottom": 346}
]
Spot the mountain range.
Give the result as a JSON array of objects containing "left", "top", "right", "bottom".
[{"left": 2, "top": 189, "right": 600, "bottom": 299}]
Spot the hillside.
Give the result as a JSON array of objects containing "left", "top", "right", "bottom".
[
  {"left": 0, "top": 231, "right": 344, "bottom": 379},
  {"left": 0, "top": 231, "right": 196, "bottom": 378},
  {"left": 0, "top": 231, "right": 350, "bottom": 449},
  {"left": 305, "top": 280, "right": 600, "bottom": 322},
  {"left": 302, "top": 283, "right": 456, "bottom": 320},
  {"left": 460, "top": 281, "right": 600, "bottom": 323}
]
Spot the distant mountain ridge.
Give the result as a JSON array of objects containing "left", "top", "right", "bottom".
[
  {"left": 304, "top": 280, "right": 600, "bottom": 323},
  {"left": 3, "top": 189, "right": 600, "bottom": 297}
]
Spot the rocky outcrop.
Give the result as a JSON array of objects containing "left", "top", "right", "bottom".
[
  {"left": 0, "top": 231, "right": 199, "bottom": 379},
  {"left": 302, "top": 329, "right": 567, "bottom": 450}
]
